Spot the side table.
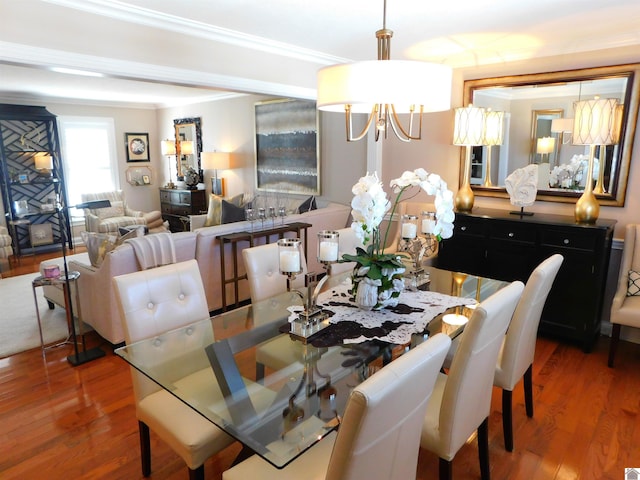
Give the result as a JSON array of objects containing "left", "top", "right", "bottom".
[{"left": 32, "top": 271, "right": 81, "bottom": 357}]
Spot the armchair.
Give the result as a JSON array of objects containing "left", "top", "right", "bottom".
[{"left": 80, "top": 190, "right": 165, "bottom": 234}]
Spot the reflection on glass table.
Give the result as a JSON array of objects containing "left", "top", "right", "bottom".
[{"left": 115, "top": 267, "right": 508, "bottom": 468}]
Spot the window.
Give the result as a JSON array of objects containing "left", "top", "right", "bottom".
[{"left": 58, "top": 116, "right": 118, "bottom": 212}]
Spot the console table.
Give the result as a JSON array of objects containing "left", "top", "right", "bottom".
[
  {"left": 219, "top": 222, "right": 312, "bottom": 311},
  {"left": 435, "top": 208, "right": 615, "bottom": 352}
]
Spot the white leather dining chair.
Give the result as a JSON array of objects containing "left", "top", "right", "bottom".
[
  {"left": 494, "top": 254, "right": 562, "bottom": 451},
  {"left": 420, "top": 280, "right": 524, "bottom": 480},
  {"left": 113, "top": 259, "right": 235, "bottom": 480},
  {"left": 609, "top": 224, "right": 640, "bottom": 367},
  {"left": 222, "top": 333, "right": 452, "bottom": 480}
]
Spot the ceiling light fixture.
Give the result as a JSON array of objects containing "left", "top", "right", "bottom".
[{"left": 316, "top": 0, "right": 452, "bottom": 142}]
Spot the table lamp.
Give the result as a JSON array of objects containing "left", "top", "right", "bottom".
[{"left": 201, "top": 151, "right": 230, "bottom": 196}]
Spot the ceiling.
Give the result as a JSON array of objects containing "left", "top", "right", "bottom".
[{"left": 1, "top": 0, "right": 639, "bottom": 108}]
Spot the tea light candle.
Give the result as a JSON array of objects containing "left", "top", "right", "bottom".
[
  {"left": 279, "top": 250, "right": 301, "bottom": 273},
  {"left": 402, "top": 222, "right": 417, "bottom": 239},
  {"left": 319, "top": 241, "right": 339, "bottom": 261}
]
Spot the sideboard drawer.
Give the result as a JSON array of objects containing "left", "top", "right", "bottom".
[
  {"left": 540, "top": 228, "right": 598, "bottom": 251},
  {"left": 489, "top": 223, "right": 536, "bottom": 245}
]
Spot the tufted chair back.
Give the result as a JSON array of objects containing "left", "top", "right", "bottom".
[
  {"left": 242, "top": 242, "right": 307, "bottom": 303},
  {"left": 113, "top": 259, "right": 212, "bottom": 400}
]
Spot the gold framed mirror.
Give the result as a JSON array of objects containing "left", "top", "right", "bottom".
[
  {"left": 173, "top": 117, "right": 202, "bottom": 179},
  {"left": 462, "top": 63, "right": 640, "bottom": 206}
]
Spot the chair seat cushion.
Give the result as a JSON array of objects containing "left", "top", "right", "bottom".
[{"left": 138, "top": 388, "right": 235, "bottom": 469}]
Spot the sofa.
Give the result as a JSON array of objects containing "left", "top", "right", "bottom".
[{"left": 57, "top": 201, "right": 350, "bottom": 345}]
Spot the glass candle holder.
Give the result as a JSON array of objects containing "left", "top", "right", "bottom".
[
  {"left": 278, "top": 238, "right": 302, "bottom": 275},
  {"left": 421, "top": 211, "right": 436, "bottom": 236},
  {"left": 401, "top": 214, "right": 418, "bottom": 240},
  {"left": 317, "top": 230, "right": 339, "bottom": 264},
  {"left": 278, "top": 206, "right": 286, "bottom": 225},
  {"left": 268, "top": 206, "right": 276, "bottom": 227},
  {"left": 258, "top": 207, "right": 266, "bottom": 229}
]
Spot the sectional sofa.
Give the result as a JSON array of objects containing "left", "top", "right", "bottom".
[{"left": 45, "top": 201, "right": 351, "bottom": 345}]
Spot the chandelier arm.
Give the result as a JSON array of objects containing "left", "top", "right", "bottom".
[
  {"left": 389, "top": 104, "right": 423, "bottom": 141},
  {"left": 346, "top": 104, "right": 378, "bottom": 142}
]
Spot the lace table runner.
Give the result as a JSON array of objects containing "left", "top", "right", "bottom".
[{"left": 306, "top": 279, "right": 476, "bottom": 345}]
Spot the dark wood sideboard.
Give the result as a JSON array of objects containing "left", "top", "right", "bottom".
[
  {"left": 159, "top": 188, "right": 206, "bottom": 232},
  {"left": 435, "top": 208, "right": 616, "bottom": 352}
]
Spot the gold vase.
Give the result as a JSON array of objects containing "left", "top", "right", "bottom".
[
  {"left": 575, "top": 145, "right": 600, "bottom": 224},
  {"left": 455, "top": 146, "right": 474, "bottom": 212}
]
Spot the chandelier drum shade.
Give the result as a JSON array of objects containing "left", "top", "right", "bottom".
[{"left": 316, "top": 0, "right": 452, "bottom": 142}]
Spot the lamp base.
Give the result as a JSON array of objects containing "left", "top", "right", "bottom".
[
  {"left": 67, "top": 346, "right": 106, "bottom": 366},
  {"left": 211, "top": 177, "right": 224, "bottom": 196}
]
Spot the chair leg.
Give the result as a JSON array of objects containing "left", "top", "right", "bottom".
[
  {"left": 138, "top": 421, "right": 151, "bottom": 477},
  {"left": 501, "top": 389, "right": 514, "bottom": 452},
  {"left": 478, "top": 417, "right": 490, "bottom": 480},
  {"left": 188, "top": 465, "right": 204, "bottom": 480},
  {"left": 608, "top": 324, "right": 621, "bottom": 368},
  {"left": 524, "top": 364, "right": 534, "bottom": 418},
  {"left": 439, "top": 457, "right": 453, "bottom": 480}
]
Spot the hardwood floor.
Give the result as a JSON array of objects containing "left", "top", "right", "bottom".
[{"left": 1, "top": 253, "right": 639, "bottom": 479}]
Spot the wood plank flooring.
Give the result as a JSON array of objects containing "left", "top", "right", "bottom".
[{"left": 1, "top": 253, "right": 639, "bottom": 479}]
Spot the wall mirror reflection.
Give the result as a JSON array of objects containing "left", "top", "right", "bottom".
[
  {"left": 463, "top": 64, "right": 640, "bottom": 206},
  {"left": 173, "top": 117, "right": 202, "bottom": 180}
]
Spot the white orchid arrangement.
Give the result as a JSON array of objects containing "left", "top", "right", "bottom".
[
  {"left": 550, "top": 154, "right": 599, "bottom": 189},
  {"left": 343, "top": 169, "right": 455, "bottom": 309}
]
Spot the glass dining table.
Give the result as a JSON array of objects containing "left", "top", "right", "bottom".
[{"left": 115, "top": 266, "right": 508, "bottom": 469}]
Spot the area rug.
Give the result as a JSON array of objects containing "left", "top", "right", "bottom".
[{"left": 0, "top": 271, "right": 69, "bottom": 358}]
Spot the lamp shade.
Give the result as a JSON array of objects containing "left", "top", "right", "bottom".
[
  {"left": 161, "top": 140, "right": 176, "bottom": 156},
  {"left": 572, "top": 97, "right": 617, "bottom": 145},
  {"left": 611, "top": 103, "right": 624, "bottom": 144},
  {"left": 453, "top": 105, "right": 485, "bottom": 146},
  {"left": 35, "top": 153, "right": 53, "bottom": 170},
  {"left": 550, "top": 118, "right": 574, "bottom": 133},
  {"left": 317, "top": 60, "right": 452, "bottom": 114},
  {"left": 201, "top": 151, "right": 230, "bottom": 170},
  {"left": 180, "top": 140, "right": 194, "bottom": 155},
  {"left": 536, "top": 136, "right": 555, "bottom": 154},
  {"left": 483, "top": 110, "right": 504, "bottom": 146}
]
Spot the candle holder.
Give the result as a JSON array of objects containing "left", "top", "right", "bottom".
[
  {"left": 397, "top": 215, "right": 434, "bottom": 291},
  {"left": 278, "top": 232, "right": 340, "bottom": 341}
]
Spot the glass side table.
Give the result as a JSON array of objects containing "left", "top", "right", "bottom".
[{"left": 31, "top": 271, "right": 81, "bottom": 357}]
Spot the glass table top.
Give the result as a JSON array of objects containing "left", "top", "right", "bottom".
[{"left": 115, "top": 266, "right": 508, "bottom": 468}]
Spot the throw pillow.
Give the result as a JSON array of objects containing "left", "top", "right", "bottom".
[
  {"left": 228, "top": 193, "right": 244, "bottom": 207},
  {"left": 204, "top": 194, "right": 223, "bottom": 227},
  {"left": 221, "top": 199, "right": 246, "bottom": 224},
  {"left": 93, "top": 201, "right": 125, "bottom": 220},
  {"left": 627, "top": 270, "right": 640, "bottom": 296},
  {"left": 118, "top": 225, "right": 148, "bottom": 237},
  {"left": 81, "top": 231, "right": 118, "bottom": 268},
  {"left": 298, "top": 196, "right": 317, "bottom": 213}
]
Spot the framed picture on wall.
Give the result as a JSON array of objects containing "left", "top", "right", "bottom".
[
  {"left": 125, "top": 132, "right": 150, "bottom": 162},
  {"left": 254, "top": 98, "right": 320, "bottom": 195}
]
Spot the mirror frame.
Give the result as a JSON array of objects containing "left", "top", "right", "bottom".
[
  {"left": 173, "top": 117, "right": 202, "bottom": 178},
  {"left": 462, "top": 63, "right": 640, "bottom": 206}
]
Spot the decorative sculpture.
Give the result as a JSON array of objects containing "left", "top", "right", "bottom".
[{"left": 505, "top": 164, "right": 538, "bottom": 216}]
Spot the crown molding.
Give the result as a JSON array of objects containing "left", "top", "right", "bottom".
[
  {"left": 41, "top": 0, "right": 349, "bottom": 66},
  {"left": 0, "top": 42, "right": 317, "bottom": 102}
]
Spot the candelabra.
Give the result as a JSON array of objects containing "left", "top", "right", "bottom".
[
  {"left": 277, "top": 231, "right": 339, "bottom": 340},
  {"left": 396, "top": 214, "right": 436, "bottom": 291}
]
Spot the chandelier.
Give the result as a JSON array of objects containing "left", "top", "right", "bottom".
[{"left": 316, "top": 0, "right": 452, "bottom": 142}]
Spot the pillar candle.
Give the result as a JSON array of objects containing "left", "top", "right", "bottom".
[
  {"left": 279, "top": 250, "right": 300, "bottom": 272},
  {"left": 402, "top": 223, "right": 417, "bottom": 239},
  {"left": 319, "top": 241, "right": 339, "bottom": 261},
  {"left": 422, "top": 219, "right": 436, "bottom": 234}
]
